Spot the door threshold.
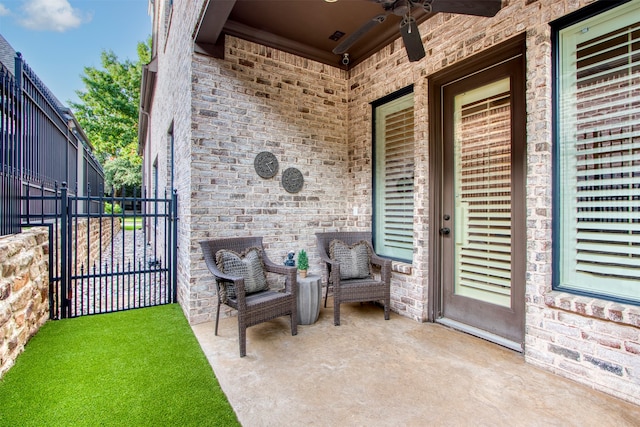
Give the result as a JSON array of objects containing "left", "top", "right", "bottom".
[{"left": 436, "top": 318, "right": 523, "bottom": 353}]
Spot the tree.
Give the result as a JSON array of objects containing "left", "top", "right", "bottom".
[{"left": 71, "top": 38, "right": 151, "bottom": 194}]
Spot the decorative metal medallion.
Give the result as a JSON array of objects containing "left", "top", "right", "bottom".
[
  {"left": 254, "top": 151, "right": 279, "bottom": 179},
  {"left": 282, "top": 167, "right": 304, "bottom": 193}
]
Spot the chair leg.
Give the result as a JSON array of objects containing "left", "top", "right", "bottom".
[
  {"left": 384, "top": 297, "right": 390, "bottom": 320},
  {"left": 214, "top": 300, "right": 221, "bottom": 336},
  {"left": 324, "top": 282, "right": 330, "bottom": 308},
  {"left": 238, "top": 319, "right": 247, "bottom": 357},
  {"left": 334, "top": 297, "right": 340, "bottom": 326},
  {"left": 291, "top": 311, "right": 298, "bottom": 336}
]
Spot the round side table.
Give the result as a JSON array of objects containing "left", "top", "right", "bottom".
[{"left": 297, "top": 274, "right": 321, "bottom": 325}]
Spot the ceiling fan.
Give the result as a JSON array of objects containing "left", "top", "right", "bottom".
[{"left": 333, "top": 0, "right": 504, "bottom": 63}]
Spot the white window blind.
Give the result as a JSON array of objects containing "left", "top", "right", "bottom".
[
  {"left": 454, "top": 78, "right": 512, "bottom": 307},
  {"left": 375, "top": 93, "right": 414, "bottom": 261},
  {"left": 558, "top": 0, "right": 640, "bottom": 304}
]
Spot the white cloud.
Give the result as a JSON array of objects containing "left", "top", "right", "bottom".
[
  {"left": 0, "top": 4, "right": 10, "bottom": 16},
  {"left": 19, "top": 0, "right": 91, "bottom": 32}
]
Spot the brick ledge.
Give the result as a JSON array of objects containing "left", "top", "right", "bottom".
[
  {"left": 391, "top": 261, "right": 412, "bottom": 275},
  {"left": 545, "top": 291, "right": 640, "bottom": 328}
]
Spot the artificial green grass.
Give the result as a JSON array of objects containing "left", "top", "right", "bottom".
[
  {"left": 122, "top": 217, "right": 142, "bottom": 230},
  {"left": 0, "top": 304, "right": 239, "bottom": 427}
]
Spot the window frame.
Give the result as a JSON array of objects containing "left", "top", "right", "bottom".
[
  {"left": 551, "top": 0, "right": 639, "bottom": 306},
  {"left": 372, "top": 85, "right": 415, "bottom": 263}
]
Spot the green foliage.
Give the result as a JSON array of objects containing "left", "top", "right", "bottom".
[
  {"left": 0, "top": 305, "right": 239, "bottom": 426},
  {"left": 70, "top": 37, "right": 151, "bottom": 192},
  {"left": 297, "top": 249, "right": 309, "bottom": 271},
  {"left": 104, "top": 202, "right": 122, "bottom": 214},
  {"left": 103, "top": 145, "right": 142, "bottom": 190}
]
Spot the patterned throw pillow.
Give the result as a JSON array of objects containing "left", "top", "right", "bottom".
[
  {"left": 215, "top": 247, "right": 269, "bottom": 302},
  {"left": 329, "top": 239, "right": 372, "bottom": 280}
]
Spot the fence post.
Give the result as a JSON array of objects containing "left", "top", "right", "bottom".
[
  {"left": 14, "top": 53, "right": 22, "bottom": 188},
  {"left": 171, "top": 189, "right": 178, "bottom": 303},
  {"left": 60, "top": 182, "right": 71, "bottom": 318},
  {"left": 14, "top": 52, "right": 22, "bottom": 89}
]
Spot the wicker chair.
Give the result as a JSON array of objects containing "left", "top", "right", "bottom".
[
  {"left": 315, "top": 231, "right": 391, "bottom": 325},
  {"left": 200, "top": 237, "right": 297, "bottom": 357}
]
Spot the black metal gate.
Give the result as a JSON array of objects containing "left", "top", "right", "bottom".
[{"left": 22, "top": 183, "right": 177, "bottom": 318}]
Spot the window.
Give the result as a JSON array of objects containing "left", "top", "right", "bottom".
[
  {"left": 373, "top": 88, "right": 415, "bottom": 262},
  {"left": 553, "top": 0, "right": 640, "bottom": 305},
  {"left": 153, "top": 157, "right": 159, "bottom": 199},
  {"left": 162, "top": 0, "right": 173, "bottom": 51},
  {"left": 167, "top": 122, "right": 174, "bottom": 192}
]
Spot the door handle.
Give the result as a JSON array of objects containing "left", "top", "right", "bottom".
[{"left": 439, "top": 227, "right": 451, "bottom": 235}]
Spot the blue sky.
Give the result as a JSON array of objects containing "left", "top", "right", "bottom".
[{"left": 0, "top": 0, "right": 151, "bottom": 106}]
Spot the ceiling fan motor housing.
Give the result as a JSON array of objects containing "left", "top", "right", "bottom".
[{"left": 392, "top": 0, "right": 411, "bottom": 16}]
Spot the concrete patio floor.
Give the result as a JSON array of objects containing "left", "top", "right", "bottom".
[{"left": 191, "top": 298, "right": 640, "bottom": 427}]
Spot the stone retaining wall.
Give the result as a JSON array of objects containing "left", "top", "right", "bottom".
[
  {"left": 0, "top": 227, "right": 49, "bottom": 378},
  {"left": 69, "top": 217, "right": 122, "bottom": 270}
]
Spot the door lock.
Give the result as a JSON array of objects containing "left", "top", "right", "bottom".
[{"left": 439, "top": 227, "right": 451, "bottom": 235}]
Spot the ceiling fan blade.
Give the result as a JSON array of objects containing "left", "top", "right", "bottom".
[
  {"left": 429, "top": 0, "right": 503, "bottom": 17},
  {"left": 399, "top": 17, "right": 425, "bottom": 62},
  {"left": 332, "top": 14, "right": 387, "bottom": 55}
]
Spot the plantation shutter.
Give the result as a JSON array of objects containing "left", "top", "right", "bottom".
[
  {"left": 558, "top": 1, "right": 640, "bottom": 303},
  {"left": 454, "top": 78, "right": 512, "bottom": 307},
  {"left": 374, "top": 93, "right": 414, "bottom": 261}
]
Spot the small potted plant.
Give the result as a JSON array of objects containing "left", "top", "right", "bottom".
[{"left": 297, "top": 249, "right": 309, "bottom": 278}]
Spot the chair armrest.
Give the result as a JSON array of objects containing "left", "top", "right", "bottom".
[
  {"left": 317, "top": 249, "right": 333, "bottom": 264},
  {"left": 203, "top": 261, "right": 248, "bottom": 303},
  {"left": 262, "top": 256, "right": 297, "bottom": 296},
  {"left": 369, "top": 253, "right": 392, "bottom": 284},
  {"left": 204, "top": 262, "right": 245, "bottom": 292},
  {"left": 317, "top": 249, "right": 341, "bottom": 273},
  {"left": 370, "top": 253, "right": 391, "bottom": 269},
  {"left": 263, "top": 257, "right": 294, "bottom": 274},
  {"left": 213, "top": 269, "right": 243, "bottom": 284},
  {"left": 212, "top": 274, "right": 248, "bottom": 309},
  {"left": 365, "top": 241, "right": 392, "bottom": 273},
  {"left": 314, "top": 247, "right": 344, "bottom": 284}
]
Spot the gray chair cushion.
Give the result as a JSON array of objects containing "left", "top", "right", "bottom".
[
  {"left": 329, "top": 239, "right": 372, "bottom": 280},
  {"left": 215, "top": 247, "right": 269, "bottom": 302}
]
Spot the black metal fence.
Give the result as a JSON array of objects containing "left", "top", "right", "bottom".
[
  {"left": 0, "top": 62, "right": 21, "bottom": 235},
  {"left": 1, "top": 52, "right": 104, "bottom": 236},
  {"left": 21, "top": 183, "right": 177, "bottom": 319}
]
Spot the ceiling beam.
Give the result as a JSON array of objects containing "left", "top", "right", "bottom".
[
  {"left": 194, "top": 0, "right": 236, "bottom": 46},
  {"left": 223, "top": 20, "right": 340, "bottom": 67}
]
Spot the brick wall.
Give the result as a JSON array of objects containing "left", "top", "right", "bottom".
[
  {"left": 186, "top": 38, "right": 350, "bottom": 323},
  {"left": 145, "top": 0, "right": 202, "bottom": 321},
  {"left": 0, "top": 227, "right": 49, "bottom": 378},
  {"left": 149, "top": 0, "right": 639, "bottom": 404},
  {"left": 346, "top": 0, "right": 639, "bottom": 405}
]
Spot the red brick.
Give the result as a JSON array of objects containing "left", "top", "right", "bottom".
[
  {"left": 581, "top": 331, "right": 622, "bottom": 349},
  {"left": 624, "top": 341, "right": 640, "bottom": 355}
]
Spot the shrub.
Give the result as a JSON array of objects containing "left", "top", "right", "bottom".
[{"left": 104, "top": 202, "right": 122, "bottom": 214}]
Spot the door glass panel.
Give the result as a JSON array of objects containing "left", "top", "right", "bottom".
[{"left": 453, "top": 78, "right": 512, "bottom": 307}]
